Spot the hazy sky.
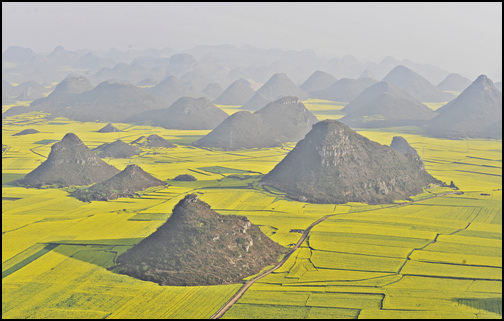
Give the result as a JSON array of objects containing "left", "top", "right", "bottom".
[{"left": 2, "top": 2, "right": 502, "bottom": 78}]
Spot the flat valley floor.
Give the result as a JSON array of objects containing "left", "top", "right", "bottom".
[{"left": 2, "top": 100, "right": 502, "bottom": 319}]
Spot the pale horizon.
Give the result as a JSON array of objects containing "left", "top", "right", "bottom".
[{"left": 2, "top": 2, "right": 502, "bottom": 80}]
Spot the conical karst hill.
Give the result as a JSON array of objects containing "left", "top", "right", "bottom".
[
  {"left": 30, "top": 75, "right": 94, "bottom": 111},
  {"left": 13, "top": 133, "right": 120, "bottom": 188},
  {"left": 202, "top": 82, "right": 223, "bottom": 100},
  {"left": 382, "top": 65, "right": 455, "bottom": 102},
  {"left": 260, "top": 120, "right": 442, "bottom": 204},
  {"left": 93, "top": 140, "right": 141, "bottom": 158},
  {"left": 213, "top": 78, "right": 256, "bottom": 105},
  {"left": 71, "top": 164, "right": 166, "bottom": 201},
  {"left": 34, "top": 80, "right": 169, "bottom": 122},
  {"left": 311, "top": 77, "right": 377, "bottom": 102},
  {"left": 436, "top": 73, "right": 472, "bottom": 92},
  {"left": 130, "top": 134, "right": 176, "bottom": 149},
  {"left": 299, "top": 70, "right": 338, "bottom": 93},
  {"left": 242, "top": 73, "right": 309, "bottom": 110},
  {"left": 427, "top": 75, "right": 502, "bottom": 139},
  {"left": 340, "top": 81, "right": 436, "bottom": 128},
  {"left": 125, "top": 97, "right": 228, "bottom": 130},
  {"left": 147, "top": 75, "right": 197, "bottom": 105},
  {"left": 13, "top": 128, "right": 40, "bottom": 136},
  {"left": 97, "top": 123, "right": 120, "bottom": 133},
  {"left": 195, "top": 96, "right": 318, "bottom": 150},
  {"left": 115, "top": 194, "right": 286, "bottom": 286}
]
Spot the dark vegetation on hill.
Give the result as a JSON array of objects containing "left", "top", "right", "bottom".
[
  {"left": 195, "top": 96, "right": 318, "bottom": 150},
  {"left": 125, "top": 97, "right": 228, "bottom": 130},
  {"left": 11, "top": 133, "right": 120, "bottom": 188},
  {"left": 382, "top": 65, "right": 455, "bottom": 102},
  {"left": 115, "top": 194, "right": 286, "bottom": 286},
  {"left": 213, "top": 78, "right": 256, "bottom": 105},
  {"left": 173, "top": 174, "right": 197, "bottom": 181},
  {"left": 261, "top": 120, "right": 442, "bottom": 204},
  {"left": 340, "top": 81, "right": 437, "bottom": 128},
  {"left": 71, "top": 164, "right": 166, "bottom": 202},
  {"left": 427, "top": 75, "right": 502, "bottom": 139},
  {"left": 93, "top": 140, "right": 142, "bottom": 158},
  {"left": 130, "top": 134, "right": 177, "bottom": 149},
  {"left": 12, "top": 128, "right": 40, "bottom": 136}
]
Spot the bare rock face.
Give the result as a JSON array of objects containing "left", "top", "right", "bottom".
[
  {"left": 261, "top": 120, "right": 442, "bottom": 204},
  {"left": 13, "top": 133, "right": 120, "bottom": 188},
  {"left": 115, "top": 194, "right": 286, "bottom": 286}
]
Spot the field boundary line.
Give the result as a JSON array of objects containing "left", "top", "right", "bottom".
[{"left": 210, "top": 190, "right": 461, "bottom": 318}]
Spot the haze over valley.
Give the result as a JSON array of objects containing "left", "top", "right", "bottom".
[{"left": 2, "top": 2, "right": 501, "bottom": 319}]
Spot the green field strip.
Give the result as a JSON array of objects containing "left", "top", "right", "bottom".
[{"left": 2, "top": 244, "right": 58, "bottom": 279}]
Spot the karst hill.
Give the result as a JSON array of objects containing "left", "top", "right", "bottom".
[
  {"left": 340, "top": 81, "right": 437, "bottom": 128},
  {"left": 242, "top": 73, "right": 309, "bottom": 110},
  {"left": 32, "top": 79, "right": 169, "bottom": 122},
  {"left": 71, "top": 164, "right": 166, "bottom": 202},
  {"left": 93, "top": 140, "right": 142, "bottom": 158},
  {"left": 125, "top": 96, "right": 228, "bottom": 130},
  {"left": 213, "top": 78, "right": 256, "bottom": 105},
  {"left": 130, "top": 134, "right": 176, "bottom": 149},
  {"left": 12, "top": 133, "right": 120, "bottom": 188},
  {"left": 195, "top": 96, "right": 318, "bottom": 150},
  {"left": 115, "top": 194, "right": 286, "bottom": 286},
  {"left": 382, "top": 65, "right": 455, "bottom": 102},
  {"left": 97, "top": 123, "right": 120, "bottom": 133},
  {"left": 427, "top": 75, "right": 502, "bottom": 139},
  {"left": 260, "top": 120, "right": 442, "bottom": 204}
]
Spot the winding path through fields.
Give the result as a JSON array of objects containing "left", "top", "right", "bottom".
[{"left": 210, "top": 190, "right": 460, "bottom": 319}]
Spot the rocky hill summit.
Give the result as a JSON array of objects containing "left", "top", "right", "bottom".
[
  {"left": 12, "top": 133, "right": 120, "bottom": 188},
  {"left": 427, "top": 75, "right": 502, "bottom": 139},
  {"left": 195, "top": 96, "right": 318, "bottom": 150},
  {"left": 260, "top": 120, "right": 442, "bottom": 204},
  {"left": 93, "top": 140, "right": 141, "bottom": 158},
  {"left": 71, "top": 164, "right": 166, "bottom": 201},
  {"left": 115, "top": 194, "right": 286, "bottom": 286}
]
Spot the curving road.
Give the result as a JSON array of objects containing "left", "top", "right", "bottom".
[
  {"left": 210, "top": 214, "right": 334, "bottom": 319},
  {"left": 210, "top": 190, "right": 460, "bottom": 319}
]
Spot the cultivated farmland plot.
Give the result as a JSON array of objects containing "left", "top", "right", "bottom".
[{"left": 2, "top": 101, "right": 502, "bottom": 319}]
